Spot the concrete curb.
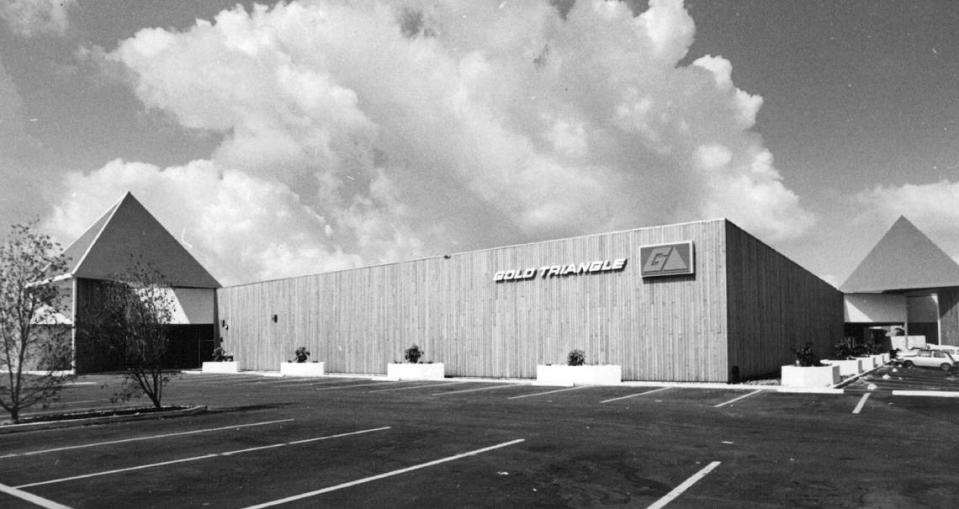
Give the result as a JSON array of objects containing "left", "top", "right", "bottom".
[
  {"left": 0, "top": 405, "right": 207, "bottom": 434},
  {"left": 777, "top": 387, "right": 845, "bottom": 394},
  {"left": 832, "top": 363, "right": 885, "bottom": 389}
]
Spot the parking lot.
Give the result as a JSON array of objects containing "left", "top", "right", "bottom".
[{"left": 2, "top": 365, "right": 958, "bottom": 508}]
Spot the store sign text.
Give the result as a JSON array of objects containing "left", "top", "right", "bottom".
[{"left": 494, "top": 258, "right": 627, "bottom": 283}]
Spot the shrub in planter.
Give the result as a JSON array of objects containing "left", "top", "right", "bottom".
[
  {"left": 211, "top": 345, "right": 234, "bottom": 362},
  {"left": 292, "top": 346, "right": 310, "bottom": 363},
  {"left": 567, "top": 349, "right": 585, "bottom": 366},
  {"left": 791, "top": 343, "right": 822, "bottom": 367},
  {"left": 404, "top": 344, "right": 423, "bottom": 364},
  {"left": 203, "top": 344, "right": 238, "bottom": 373},
  {"left": 388, "top": 344, "right": 443, "bottom": 380}
]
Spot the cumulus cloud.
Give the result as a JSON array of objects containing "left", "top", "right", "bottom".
[
  {"left": 854, "top": 179, "right": 959, "bottom": 260},
  {"left": 50, "top": 0, "right": 814, "bottom": 284},
  {"left": 0, "top": 0, "right": 75, "bottom": 37},
  {"left": 44, "top": 159, "right": 362, "bottom": 285}
]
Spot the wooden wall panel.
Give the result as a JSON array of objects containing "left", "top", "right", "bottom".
[
  {"left": 218, "top": 219, "right": 731, "bottom": 382},
  {"left": 724, "top": 222, "right": 844, "bottom": 379},
  {"left": 938, "top": 287, "right": 959, "bottom": 347}
]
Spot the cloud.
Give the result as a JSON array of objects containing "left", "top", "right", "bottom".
[
  {"left": 52, "top": 0, "right": 814, "bottom": 284},
  {"left": 854, "top": 179, "right": 959, "bottom": 260},
  {"left": 44, "top": 159, "right": 363, "bottom": 285},
  {"left": 0, "top": 0, "right": 75, "bottom": 37}
]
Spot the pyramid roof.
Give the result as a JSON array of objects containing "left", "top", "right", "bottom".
[
  {"left": 840, "top": 216, "right": 959, "bottom": 293},
  {"left": 60, "top": 193, "right": 220, "bottom": 288}
]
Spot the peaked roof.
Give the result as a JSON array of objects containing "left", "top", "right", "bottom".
[
  {"left": 60, "top": 193, "right": 220, "bottom": 288},
  {"left": 840, "top": 216, "right": 959, "bottom": 293}
]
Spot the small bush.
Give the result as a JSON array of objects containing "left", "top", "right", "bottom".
[
  {"left": 293, "top": 346, "right": 310, "bottom": 363},
  {"left": 404, "top": 344, "right": 423, "bottom": 364},
  {"left": 211, "top": 345, "right": 234, "bottom": 362},
  {"left": 567, "top": 349, "right": 585, "bottom": 366},
  {"left": 791, "top": 343, "right": 821, "bottom": 367}
]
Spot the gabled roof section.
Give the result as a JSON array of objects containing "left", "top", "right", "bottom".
[
  {"left": 840, "top": 216, "right": 959, "bottom": 293},
  {"left": 60, "top": 192, "right": 220, "bottom": 288}
]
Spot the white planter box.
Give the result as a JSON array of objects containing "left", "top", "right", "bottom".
[
  {"left": 822, "top": 359, "right": 863, "bottom": 377},
  {"left": 781, "top": 365, "right": 840, "bottom": 388},
  {"left": 857, "top": 356, "right": 876, "bottom": 369},
  {"left": 386, "top": 363, "right": 445, "bottom": 380},
  {"left": 535, "top": 365, "right": 622, "bottom": 387},
  {"left": 280, "top": 362, "right": 325, "bottom": 377},
  {"left": 202, "top": 361, "right": 238, "bottom": 373},
  {"left": 880, "top": 353, "right": 890, "bottom": 364}
]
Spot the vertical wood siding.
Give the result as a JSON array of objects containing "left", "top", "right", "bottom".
[
  {"left": 938, "top": 287, "right": 959, "bottom": 347},
  {"left": 724, "top": 222, "right": 844, "bottom": 379},
  {"left": 218, "top": 219, "right": 731, "bottom": 382}
]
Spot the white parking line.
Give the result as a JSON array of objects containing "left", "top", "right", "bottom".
[
  {"left": 368, "top": 381, "right": 461, "bottom": 393},
  {"left": 0, "top": 419, "right": 294, "bottom": 459},
  {"left": 508, "top": 386, "right": 587, "bottom": 400},
  {"left": 714, "top": 390, "right": 762, "bottom": 408},
  {"left": 184, "top": 377, "right": 265, "bottom": 385},
  {"left": 0, "top": 482, "right": 72, "bottom": 509},
  {"left": 267, "top": 378, "right": 358, "bottom": 387},
  {"left": 311, "top": 382, "right": 392, "bottom": 391},
  {"left": 647, "top": 461, "right": 721, "bottom": 509},
  {"left": 892, "top": 390, "right": 959, "bottom": 398},
  {"left": 600, "top": 387, "right": 671, "bottom": 404},
  {"left": 241, "top": 438, "right": 526, "bottom": 508},
  {"left": 852, "top": 393, "right": 870, "bottom": 414},
  {"left": 432, "top": 384, "right": 519, "bottom": 396},
  {"left": 15, "top": 426, "right": 390, "bottom": 489}
]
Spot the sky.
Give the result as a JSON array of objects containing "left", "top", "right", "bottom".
[{"left": 0, "top": 0, "right": 956, "bottom": 287}]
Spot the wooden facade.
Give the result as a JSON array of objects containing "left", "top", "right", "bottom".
[
  {"left": 218, "top": 219, "right": 842, "bottom": 382},
  {"left": 724, "top": 223, "right": 844, "bottom": 379},
  {"left": 937, "top": 287, "right": 959, "bottom": 347}
]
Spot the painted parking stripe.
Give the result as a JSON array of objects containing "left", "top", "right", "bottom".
[
  {"left": 600, "top": 387, "right": 671, "bottom": 404},
  {"left": 852, "top": 393, "right": 871, "bottom": 414},
  {"left": 432, "top": 384, "right": 519, "bottom": 396},
  {"left": 311, "top": 382, "right": 393, "bottom": 391},
  {"left": 184, "top": 377, "right": 265, "bottom": 385},
  {"left": 0, "top": 482, "right": 72, "bottom": 509},
  {"left": 368, "top": 381, "right": 462, "bottom": 393},
  {"left": 647, "top": 461, "right": 721, "bottom": 509},
  {"left": 892, "top": 390, "right": 959, "bottom": 398},
  {"left": 265, "top": 378, "right": 357, "bottom": 387},
  {"left": 242, "top": 438, "right": 526, "bottom": 508},
  {"left": 508, "top": 386, "right": 588, "bottom": 400},
  {"left": 15, "top": 426, "right": 390, "bottom": 489},
  {"left": 714, "top": 389, "right": 762, "bottom": 408},
  {"left": 0, "top": 419, "right": 294, "bottom": 459}
]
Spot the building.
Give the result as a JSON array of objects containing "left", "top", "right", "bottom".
[
  {"left": 219, "top": 218, "right": 842, "bottom": 382},
  {"left": 841, "top": 216, "right": 959, "bottom": 350},
  {"left": 53, "top": 193, "right": 220, "bottom": 373}
]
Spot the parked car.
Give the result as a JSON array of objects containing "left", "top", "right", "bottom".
[
  {"left": 926, "top": 344, "right": 959, "bottom": 357},
  {"left": 898, "top": 349, "right": 956, "bottom": 371}
]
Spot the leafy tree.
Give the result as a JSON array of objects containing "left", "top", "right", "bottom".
[
  {"left": 0, "top": 222, "right": 73, "bottom": 423},
  {"left": 79, "top": 259, "right": 176, "bottom": 409}
]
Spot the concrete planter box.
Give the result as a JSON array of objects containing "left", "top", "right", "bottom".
[
  {"left": 822, "top": 359, "right": 863, "bottom": 377},
  {"left": 202, "top": 361, "right": 238, "bottom": 374},
  {"left": 880, "top": 353, "right": 890, "bottom": 364},
  {"left": 857, "top": 356, "right": 876, "bottom": 369},
  {"left": 535, "top": 365, "right": 622, "bottom": 386},
  {"left": 386, "top": 363, "right": 445, "bottom": 380},
  {"left": 781, "top": 365, "right": 840, "bottom": 388},
  {"left": 280, "top": 362, "right": 325, "bottom": 377}
]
